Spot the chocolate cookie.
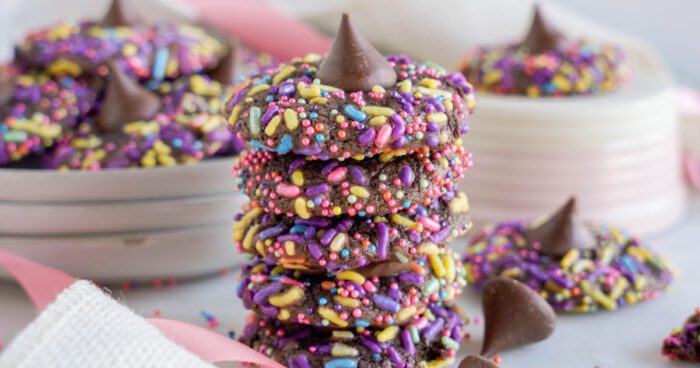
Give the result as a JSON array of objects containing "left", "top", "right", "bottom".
[
  {"left": 240, "top": 304, "right": 467, "bottom": 368},
  {"left": 1, "top": 70, "right": 98, "bottom": 165},
  {"left": 460, "top": 6, "right": 626, "bottom": 97},
  {"left": 45, "top": 73, "right": 239, "bottom": 170},
  {"left": 224, "top": 52, "right": 475, "bottom": 159},
  {"left": 238, "top": 249, "right": 466, "bottom": 329},
  {"left": 234, "top": 143, "right": 471, "bottom": 218},
  {"left": 463, "top": 198, "right": 674, "bottom": 313},
  {"left": 662, "top": 308, "right": 700, "bottom": 362},
  {"left": 234, "top": 191, "right": 470, "bottom": 273}
]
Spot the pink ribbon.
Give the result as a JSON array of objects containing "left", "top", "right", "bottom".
[
  {"left": 0, "top": 249, "right": 284, "bottom": 368},
  {"left": 184, "top": 0, "right": 331, "bottom": 60}
]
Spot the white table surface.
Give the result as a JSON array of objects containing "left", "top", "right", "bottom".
[{"left": 0, "top": 193, "right": 698, "bottom": 367}]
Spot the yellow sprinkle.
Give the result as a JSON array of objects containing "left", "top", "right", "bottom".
[
  {"left": 228, "top": 105, "right": 242, "bottom": 126},
  {"left": 363, "top": 106, "right": 395, "bottom": 116},
  {"left": 303, "top": 53, "right": 322, "bottom": 63},
  {"left": 153, "top": 140, "right": 171, "bottom": 155},
  {"left": 264, "top": 115, "right": 282, "bottom": 136},
  {"left": 141, "top": 150, "right": 156, "bottom": 167},
  {"left": 294, "top": 197, "right": 311, "bottom": 219},
  {"left": 443, "top": 254, "right": 456, "bottom": 282},
  {"left": 449, "top": 192, "right": 469, "bottom": 213},
  {"left": 284, "top": 241, "right": 296, "bottom": 256},
  {"left": 201, "top": 116, "right": 224, "bottom": 133},
  {"left": 444, "top": 99, "right": 453, "bottom": 112},
  {"left": 298, "top": 83, "right": 321, "bottom": 98},
  {"left": 369, "top": 116, "right": 387, "bottom": 126},
  {"left": 233, "top": 208, "right": 263, "bottom": 240},
  {"left": 278, "top": 309, "right": 290, "bottom": 321},
  {"left": 609, "top": 277, "right": 629, "bottom": 300},
  {"left": 419, "top": 78, "right": 440, "bottom": 89},
  {"left": 500, "top": 268, "right": 522, "bottom": 278},
  {"left": 399, "top": 80, "right": 412, "bottom": 93},
  {"left": 429, "top": 254, "right": 446, "bottom": 278},
  {"left": 272, "top": 65, "right": 295, "bottom": 85},
  {"left": 309, "top": 97, "right": 328, "bottom": 105},
  {"left": 268, "top": 286, "right": 304, "bottom": 307},
  {"left": 483, "top": 70, "right": 503, "bottom": 84},
  {"left": 418, "top": 242, "right": 440, "bottom": 255},
  {"left": 560, "top": 249, "right": 580, "bottom": 269},
  {"left": 420, "top": 357, "right": 455, "bottom": 368},
  {"left": 47, "top": 58, "right": 81, "bottom": 76},
  {"left": 332, "top": 207, "right": 342, "bottom": 216},
  {"left": 318, "top": 307, "right": 348, "bottom": 327},
  {"left": 376, "top": 326, "right": 399, "bottom": 342},
  {"left": 331, "top": 331, "right": 355, "bottom": 340},
  {"left": 254, "top": 240, "right": 265, "bottom": 256},
  {"left": 415, "top": 86, "right": 452, "bottom": 99},
  {"left": 333, "top": 296, "right": 361, "bottom": 308},
  {"left": 379, "top": 149, "right": 408, "bottom": 162},
  {"left": 396, "top": 306, "right": 417, "bottom": 322},
  {"left": 283, "top": 109, "right": 299, "bottom": 131},
  {"left": 349, "top": 186, "right": 370, "bottom": 199},
  {"left": 336, "top": 270, "right": 365, "bottom": 284},
  {"left": 247, "top": 83, "right": 270, "bottom": 96},
  {"left": 580, "top": 280, "right": 617, "bottom": 310},
  {"left": 242, "top": 224, "right": 260, "bottom": 250},
  {"left": 625, "top": 291, "right": 639, "bottom": 305},
  {"left": 331, "top": 343, "right": 359, "bottom": 357},
  {"left": 427, "top": 113, "right": 448, "bottom": 124},
  {"left": 291, "top": 170, "right": 304, "bottom": 186},
  {"left": 329, "top": 233, "right": 347, "bottom": 252},
  {"left": 124, "top": 121, "right": 160, "bottom": 136},
  {"left": 634, "top": 276, "right": 647, "bottom": 291},
  {"left": 371, "top": 85, "right": 386, "bottom": 94},
  {"left": 391, "top": 214, "right": 422, "bottom": 231},
  {"left": 122, "top": 44, "right": 138, "bottom": 57}
]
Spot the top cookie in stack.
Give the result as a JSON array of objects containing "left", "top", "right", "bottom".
[{"left": 228, "top": 13, "right": 477, "bottom": 368}]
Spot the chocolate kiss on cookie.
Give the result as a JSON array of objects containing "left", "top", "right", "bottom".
[
  {"left": 521, "top": 5, "right": 564, "bottom": 53},
  {"left": 459, "top": 355, "right": 498, "bottom": 368},
  {"left": 100, "top": 0, "right": 138, "bottom": 28},
  {"left": 481, "top": 277, "right": 556, "bottom": 357},
  {"left": 210, "top": 38, "right": 240, "bottom": 86},
  {"left": 316, "top": 13, "right": 397, "bottom": 91},
  {"left": 525, "top": 196, "right": 596, "bottom": 257},
  {"left": 96, "top": 61, "right": 161, "bottom": 133}
]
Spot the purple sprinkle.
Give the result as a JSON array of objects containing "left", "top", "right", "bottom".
[
  {"left": 451, "top": 324, "right": 462, "bottom": 341},
  {"left": 321, "top": 161, "right": 339, "bottom": 176},
  {"left": 397, "top": 272, "right": 424, "bottom": 284},
  {"left": 388, "top": 287, "right": 402, "bottom": 301},
  {"left": 289, "top": 158, "right": 306, "bottom": 173},
  {"left": 288, "top": 358, "right": 298, "bottom": 368},
  {"left": 358, "top": 336, "right": 382, "bottom": 354},
  {"left": 422, "top": 317, "right": 444, "bottom": 341},
  {"left": 260, "top": 304, "right": 279, "bottom": 317},
  {"left": 278, "top": 82, "right": 295, "bottom": 96},
  {"left": 261, "top": 105, "right": 280, "bottom": 124},
  {"left": 357, "top": 128, "right": 376, "bottom": 146},
  {"left": 336, "top": 219, "right": 353, "bottom": 232},
  {"left": 295, "top": 218, "right": 331, "bottom": 228},
  {"left": 393, "top": 136, "right": 406, "bottom": 148},
  {"left": 258, "top": 225, "right": 285, "bottom": 240},
  {"left": 303, "top": 226, "right": 316, "bottom": 240},
  {"left": 426, "top": 135, "right": 439, "bottom": 147},
  {"left": 294, "top": 145, "right": 322, "bottom": 156},
  {"left": 426, "top": 121, "right": 440, "bottom": 132},
  {"left": 320, "top": 228, "right": 337, "bottom": 246},
  {"left": 401, "top": 329, "right": 415, "bottom": 356},
  {"left": 372, "top": 294, "right": 400, "bottom": 313},
  {"left": 400, "top": 165, "right": 414, "bottom": 186},
  {"left": 429, "top": 228, "right": 450, "bottom": 243},
  {"left": 295, "top": 355, "right": 311, "bottom": 368},
  {"left": 306, "top": 183, "right": 330, "bottom": 197},
  {"left": 377, "top": 222, "right": 389, "bottom": 260},
  {"left": 227, "top": 88, "right": 246, "bottom": 109},
  {"left": 408, "top": 230, "right": 422, "bottom": 243},
  {"left": 308, "top": 243, "right": 323, "bottom": 259},
  {"left": 390, "top": 114, "right": 406, "bottom": 139},
  {"left": 387, "top": 346, "right": 404, "bottom": 367},
  {"left": 278, "top": 234, "right": 303, "bottom": 242},
  {"left": 252, "top": 282, "right": 283, "bottom": 304},
  {"left": 348, "top": 166, "right": 367, "bottom": 186}
]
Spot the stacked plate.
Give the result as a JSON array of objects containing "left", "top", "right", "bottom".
[
  {"left": 460, "top": 48, "right": 687, "bottom": 236},
  {"left": 0, "top": 159, "right": 247, "bottom": 282}
]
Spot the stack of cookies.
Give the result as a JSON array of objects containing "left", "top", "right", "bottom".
[{"left": 226, "top": 14, "right": 477, "bottom": 368}]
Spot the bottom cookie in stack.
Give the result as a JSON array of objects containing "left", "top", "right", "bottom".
[{"left": 240, "top": 304, "right": 468, "bottom": 368}]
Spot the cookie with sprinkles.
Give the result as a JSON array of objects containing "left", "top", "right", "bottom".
[
  {"left": 0, "top": 70, "right": 98, "bottom": 165},
  {"left": 662, "top": 308, "right": 700, "bottom": 362},
  {"left": 234, "top": 191, "right": 470, "bottom": 273},
  {"left": 240, "top": 304, "right": 468, "bottom": 368},
  {"left": 15, "top": 0, "right": 228, "bottom": 81},
  {"left": 224, "top": 14, "right": 475, "bottom": 160},
  {"left": 463, "top": 197, "right": 674, "bottom": 313},
  {"left": 238, "top": 249, "right": 466, "bottom": 329},
  {"left": 234, "top": 142, "right": 471, "bottom": 218},
  {"left": 45, "top": 68, "right": 238, "bottom": 170},
  {"left": 460, "top": 6, "right": 626, "bottom": 97}
]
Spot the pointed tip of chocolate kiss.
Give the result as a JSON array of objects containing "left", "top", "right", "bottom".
[
  {"left": 459, "top": 355, "right": 498, "bottom": 368},
  {"left": 525, "top": 196, "right": 597, "bottom": 257},
  {"left": 481, "top": 277, "right": 556, "bottom": 358},
  {"left": 96, "top": 61, "right": 162, "bottom": 133},
  {"left": 100, "top": 0, "right": 138, "bottom": 28},
  {"left": 521, "top": 5, "right": 563, "bottom": 53},
  {"left": 210, "top": 38, "right": 241, "bottom": 86},
  {"left": 316, "top": 13, "right": 397, "bottom": 91}
]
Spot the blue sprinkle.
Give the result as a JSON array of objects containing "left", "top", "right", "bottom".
[
  {"left": 321, "top": 90, "right": 329, "bottom": 96},
  {"left": 372, "top": 354, "right": 381, "bottom": 361},
  {"left": 228, "top": 331, "right": 236, "bottom": 339},
  {"left": 171, "top": 138, "right": 183, "bottom": 148},
  {"left": 355, "top": 319, "right": 370, "bottom": 328},
  {"left": 251, "top": 140, "right": 274, "bottom": 152},
  {"left": 265, "top": 95, "right": 274, "bottom": 102},
  {"left": 319, "top": 297, "right": 328, "bottom": 306},
  {"left": 315, "top": 134, "right": 324, "bottom": 142},
  {"left": 152, "top": 47, "right": 169, "bottom": 80},
  {"left": 193, "top": 141, "right": 203, "bottom": 150},
  {"left": 310, "top": 112, "right": 318, "bottom": 119},
  {"left": 358, "top": 210, "right": 366, "bottom": 217},
  {"left": 343, "top": 105, "right": 367, "bottom": 122},
  {"left": 402, "top": 201, "right": 411, "bottom": 208},
  {"left": 325, "top": 358, "right": 358, "bottom": 368},
  {"left": 290, "top": 225, "right": 307, "bottom": 234},
  {"left": 330, "top": 287, "right": 338, "bottom": 294},
  {"left": 276, "top": 134, "right": 293, "bottom": 154},
  {"left": 439, "top": 290, "right": 447, "bottom": 300},
  {"left": 340, "top": 249, "right": 350, "bottom": 258},
  {"left": 368, "top": 244, "right": 377, "bottom": 253},
  {"left": 145, "top": 79, "right": 160, "bottom": 90}
]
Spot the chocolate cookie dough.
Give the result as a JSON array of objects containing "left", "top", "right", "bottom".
[
  {"left": 463, "top": 197, "right": 674, "bottom": 313},
  {"left": 238, "top": 249, "right": 466, "bottom": 329},
  {"left": 240, "top": 304, "right": 467, "bottom": 368},
  {"left": 234, "top": 192, "right": 470, "bottom": 273},
  {"left": 662, "top": 308, "right": 700, "bottom": 363},
  {"left": 224, "top": 15, "right": 475, "bottom": 160},
  {"left": 234, "top": 143, "right": 471, "bottom": 218}
]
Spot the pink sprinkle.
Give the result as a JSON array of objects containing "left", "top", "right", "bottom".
[
  {"left": 276, "top": 183, "right": 301, "bottom": 198},
  {"left": 328, "top": 167, "right": 348, "bottom": 183},
  {"left": 418, "top": 217, "right": 442, "bottom": 232},
  {"left": 374, "top": 124, "right": 392, "bottom": 147}
]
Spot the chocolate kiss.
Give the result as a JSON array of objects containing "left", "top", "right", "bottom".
[
  {"left": 316, "top": 13, "right": 397, "bottom": 91},
  {"left": 525, "top": 197, "right": 597, "bottom": 257},
  {"left": 96, "top": 61, "right": 162, "bottom": 133},
  {"left": 521, "top": 5, "right": 564, "bottom": 53},
  {"left": 481, "top": 277, "right": 556, "bottom": 357},
  {"left": 100, "top": 0, "right": 138, "bottom": 28},
  {"left": 210, "top": 38, "right": 241, "bottom": 86},
  {"left": 459, "top": 355, "right": 498, "bottom": 368}
]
